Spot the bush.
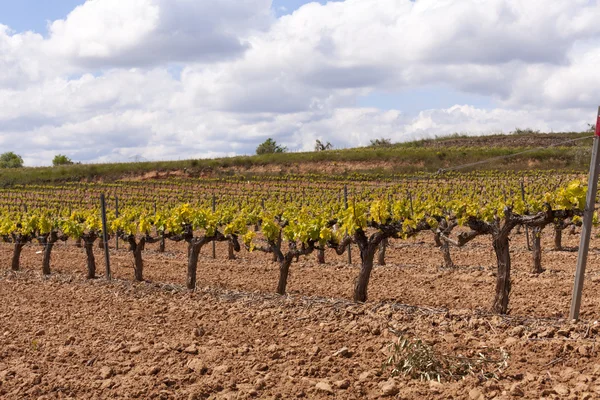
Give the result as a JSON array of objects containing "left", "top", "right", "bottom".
[
  {"left": 0, "top": 152, "right": 24, "bottom": 168},
  {"left": 314, "top": 140, "right": 333, "bottom": 151},
  {"left": 256, "top": 138, "right": 287, "bottom": 155},
  {"left": 52, "top": 154, "right": 74, "bottom": 166},
  {"left": 369, "top": 138, "right": 392, "bottom": 147},
  {"left": 511, "top": 128, "right": 540, "bottom": 135}
]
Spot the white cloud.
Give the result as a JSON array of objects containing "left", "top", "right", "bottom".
[
  {"left": 1, "top": 0, "right": 600, "bottom": 166},
  {"left": 45, "top": 0, "right": 273, "bottom": 67}
]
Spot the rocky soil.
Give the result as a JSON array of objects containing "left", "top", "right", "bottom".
[{"left": 1, "top": 230, "right": 600, "bottom": 399}]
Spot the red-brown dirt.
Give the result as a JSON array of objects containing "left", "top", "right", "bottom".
[{"left": 2, "top": 229, "right": 600, "bottom": 399}]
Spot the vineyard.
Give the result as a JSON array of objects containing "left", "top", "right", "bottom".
[{"left": 2, "top": 170, "right": 600, "bottom": 398}]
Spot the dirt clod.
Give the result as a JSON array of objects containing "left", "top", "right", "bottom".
[
  {"left": 99, "top": 366, "right": 114, "bottom": 379},
  {"left": 315, "top": 381, "right": 334, "bottom": 394},
  {"left": 332, "top": 347, "right": 351, "bottom": 358},
  {"left": 380, "top": 379, "right": 399, "bottom": 396}
]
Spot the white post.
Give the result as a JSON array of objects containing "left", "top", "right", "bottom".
[{"left": 569, "top": 106, "right": 600, "bottom": 320}]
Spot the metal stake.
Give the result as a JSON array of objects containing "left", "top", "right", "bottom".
[
  {"left": 100, "top": 194, "right": 111, "bottom": 281},
  {"left": 570, "top": 106, "right": 600, "bottom": 320}
]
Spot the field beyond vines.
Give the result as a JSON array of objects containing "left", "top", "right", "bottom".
[
  {"left": 0, "top": 130, "right": 594, "bottom": 187},
  {"left": 1, "top": 169, "right": 600, "bottom": 398}
]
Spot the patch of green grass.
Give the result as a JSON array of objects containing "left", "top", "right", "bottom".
[{"left": 0, "top": 131, "right": 594, "bottom": 187}]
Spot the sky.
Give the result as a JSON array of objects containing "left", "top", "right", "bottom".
[{"left": 1, "top": 0, "right": 599, "bottom": 166}]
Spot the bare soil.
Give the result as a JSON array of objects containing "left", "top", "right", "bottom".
[{"left": 2, "top": 230, "right": 600, "bottom": 399}]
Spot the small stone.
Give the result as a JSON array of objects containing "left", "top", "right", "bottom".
[
  {"left": 192, "top": 327, "right": 205, "bottom": 338},
  {"left": 184, "top": 344, "right": 198, "bottom": 355},
  {"left": 129, "top": 345, "right": 143, "bottom": 354},
  {"left": 315, "top": 381, "right": 334, "bottom": 394},
  {"left": 508, "top": 326, "right": 524, "bottom": 337},
  {"left": 469, "top": 388, "right": 484, "bottom": 400},
  {"left": 579, "top": 345, "right": 593, "bottom": 357},
  {"left": 99, "top": 366, "right": 114, "bottom": 379},
  {"left": 148, "top": 366, "right": 160, "bottom": 375},
  {"left": 510, "top": 383, "right": 525, "bottom": 397},
  {"left": 253, "top": 363, "right": 268, "bottom": 372},
  {"left": 100, "top": 379, "right": 114, "bottom": 390},
  {"left": 380, "top": 379, "right": 399, "bottom": 397},
  {"left": 334, "top": 379, "right": 350, "bottom": 389},
  {"left": 559, "top": 367, "right": 576, "bottom": 380},
  {"left": 34, "top": 329, "right": 45, "bottom": 337},
  {"left": 429, "top": 380, "right": 443, "bottom": 393},
  {"left": 254, "top": 378, "right": 266, "bottom": 390},
  {"left": 554, "top": 384, "right": 570, "bottom": 396},
  {"left": 359, "top": 371, "right": 373, "bottom": 382},
  {"left": 309, "top": 346, "right": 321, "bottom": 356},
  {"left": 575, "top": 382, "right": 590, "bottom": 393},
  {"left": 538, "top": 328, "right": 556, "bottom": 338},
  {"left": 214, "top": 365, "right": 231, "bottom": 374},
  {"left": 333, "top": 347, "right": 351, "bottom": 358},
  {"left": 556, "top": 329, "right": 570, "bottom": 337},
  {"left": 186, "top": 359, "right": 207, "bottom": 374}
]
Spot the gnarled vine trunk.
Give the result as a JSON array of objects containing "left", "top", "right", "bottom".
[
  {"left": 82, "top": 233, "right": 98, "bottom": 279},
  {"left": 159, "top": 232, "right": 165, "bottom": 253},
  {"left": 553, "top": 223, "right": 563, "bottom": 251},
  {"left": 41, "top": 232, "right": 57, "bottom": 276},
  {"left": 492, "top": 235, "right": 511, "bottom": 314},
  {"left": 316, "top": 248, "right": 325, "bottom": 264},
  {"left": 187, "top": 240, "right": 203, "bottom": 290},
  {"left": 253, "top": 237, "right": 315, "bottom": 296},
  {"left": 123, "top": 235, "right": 154, "bottom": 282},
  {"left": 12, "top": 241, "right": 25, "bottom": 271},
  {"left": 276, "top": 254, "right": 295, "bottom": 295},
  {"left": 440, "top": 240, "right": 454, "bottom": 269},
  {"left": 84, "top": 240, "right": 96, "bottom": 279},
  {"left": 354, "top": 243, "right": 378, "bottom": 302},
  {"left": 133, "top": 240, "right": 145, "bottom": 282},
  {"left": 435, "top": 219, "right": 456, "bottom": 269},
  {"left": 228, "top": 241, "right": 236, "bottom": 260},
  {"left": 531, "top": 227, "right": 543, "bottom": 274},
  {"left": 185, "top": 234, "right": 234, "bottom": 290}
]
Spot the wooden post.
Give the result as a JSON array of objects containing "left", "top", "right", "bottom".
[
  {"left": 344, "top": 185, "right": 351, "bottom": 264},
  {"left": 407, "top": 190, "right": 414, "bottom": 217},
  {"left": 212, "top": 194, "right": 216, "bottom": 259},
  {"left": 570, "top": 106, "right": 600, "bottom": 320},
  {"left": 115, "top": 196, "right": 119, "bottom": 251},
  {"left": 100, "top": 194, "right": 111, "bottom": 281},
  {"left": 521, "top": 180, "right": 531, "bottom": 251}
]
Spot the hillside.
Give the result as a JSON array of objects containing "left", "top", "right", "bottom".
[{"left": 0, "top": 131, "right": 594, "bottom": 186}]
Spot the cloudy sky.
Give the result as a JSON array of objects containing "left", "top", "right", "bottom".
[{"left": 1, "top": 0, "right": 599, "bottom": 166}]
